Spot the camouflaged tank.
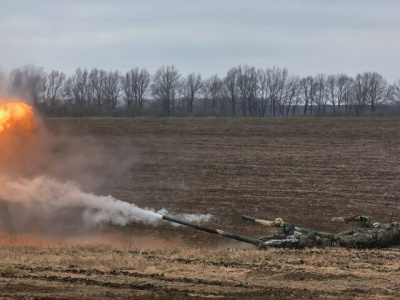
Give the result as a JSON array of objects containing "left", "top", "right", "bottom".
[
  {"left": 333, "top": 215, "right": 400, "bottom": 248},
  {"left": 241, "top": 215, "right": 337, "bottom": 249},
  {"left": 161, "top": 215, "right": 330, "bottom": 249},
  {"left": 161, "top": 214, "right": 400, "bottom": 249}
]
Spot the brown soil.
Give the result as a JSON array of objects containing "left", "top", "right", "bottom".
[
  {"left": 2, "top": 117, "right": 400, "bottom": 299},
  {"left": 1, "top": 236, "right": 400, "bottom": 299}
]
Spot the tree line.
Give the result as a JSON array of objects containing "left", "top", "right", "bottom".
[{"left": 2, "top": 65, "right": 400, "bottom": 117}]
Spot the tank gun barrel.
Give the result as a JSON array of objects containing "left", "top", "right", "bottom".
[
  {"left": 162, "top": 215, "right": 261, "bottom": 247},
  {"left": 332, "top": 215, "right": 373, "bottom": 228},
  {"left": 241, "top": 215, "right": 284, "bottom": 227},
  {"left": 241, "top": 215, "right": 258, "bottom": 222}
]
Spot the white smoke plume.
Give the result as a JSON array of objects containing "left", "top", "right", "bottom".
[{"left": 0, "top": 176, "right": 212, "bottom": 231}]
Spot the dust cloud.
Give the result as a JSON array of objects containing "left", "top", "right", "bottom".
[{"left": 0, "top": 98, "right": 211, "bottom": 236}]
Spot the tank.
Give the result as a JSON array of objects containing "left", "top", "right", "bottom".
[
  {"left": 243, "top": 214, "right": 400, "bottom": 249},
  {"left": 333, "top": 217, "right": 400, "bottom": 248},
  {"left": 241, "top": 215, "right": 337, "bottom": 247},
  {"left": 162, "top": 215, "right": 312, "bottom": 249},
  {"left": 162, "top": 214, "right": 400, "bottom": 249}
]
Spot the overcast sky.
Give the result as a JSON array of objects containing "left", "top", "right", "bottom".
[{"left": 0, "top": 0, "right": 399, "bottom": 81}]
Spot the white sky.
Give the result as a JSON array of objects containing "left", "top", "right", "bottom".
[{"left": 0, "top": 0, "right": 399, "bottom": 81}]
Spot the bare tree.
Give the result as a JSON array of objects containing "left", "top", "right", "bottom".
[
  {"left": 257, "top": 69, "right": 269, "bottom": 117},
  {"left": 300, "top": 76, "right": 314, "bottom": 115},
  {"left": 282, "top": 75, "right": 300, "bottom": 117},
  {"left": 291, "top": 93, "right": 302, "bottom": 116},
  {"left": 314, "top": 74, "right": 327, "bottom": 116},
  {"left": 237, "top": 66, "right": 259, "bottom": 117},
  {"left": 326, "top": 75, "right": 337, "bottom": 114},
  {"left": 68, "top": 68, "right": 90, "bottom": 111},
  {"left": 103, "top": 71, "right": 121, "bottom": 111},
  {"left": 336, "top": 74, "right": 352, "bottom": 113},
  {"left": 175, "top": 80, "right": 186, "bottom": 114},
  {"left": 367, "top": 72, "right": 390, "bottom": 113},
  {"left": 353, "top": 73, "right": 370, "bottom": 116},
  {"left": 266, "top": 67, "right": 288, "bottom": 117},
  {"left": 223, "top": 68, "right": 238, "bottom": 117},
  {"left": 392, "top": 80, "right": 400, "bottom": 105},
  {"left": 88, "top": 69, "right": 107, "bottom": 113},
  {"left": 203, "top": 75, "right": 222, "bottom": 115},
  {"left": 42, "top": 70, "right": 66, "bottom": 113},
  {"left": 122, "top": 67, "right": 151, "bottom": 111},
  {"left": 236, "top": 66, "right": 248, "bottom": 116},
  {"left": 201, "top": 79, "right": 210, "bottom": 115},
  {"left": 183, "top": 73, "right": 202, "bottom": 115},
  {"left": 151, "top": 66, "right": 180, "bottom": 116},
  {"left": 247, "top": 68, "right": 259, "bottom": 117}
]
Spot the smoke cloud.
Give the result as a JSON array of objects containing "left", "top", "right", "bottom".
[
  {"left": 0, "top": 176, "right": 162, "bottom": 226},
  {"left": 0, "top": 99, "right": 212, "bottom": 235},
  {"left": 0, "top": 176, "right": 211, "bottom": 231}
]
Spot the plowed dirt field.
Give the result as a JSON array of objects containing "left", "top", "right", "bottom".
[{"left": 1, "top": 117, "right": 400, "bottom": 299}]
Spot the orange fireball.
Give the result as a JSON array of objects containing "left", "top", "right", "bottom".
[{"left": 0, "top": 100, "right": 36, "bottom": 134}]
